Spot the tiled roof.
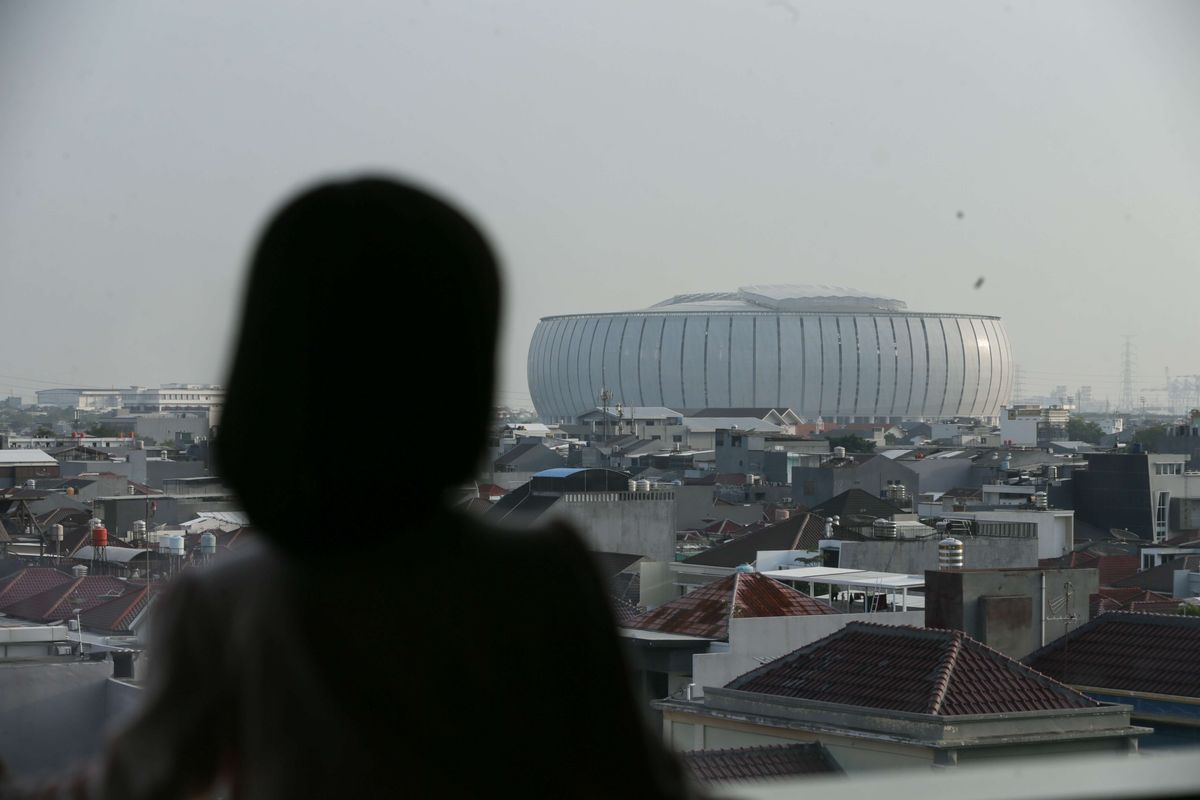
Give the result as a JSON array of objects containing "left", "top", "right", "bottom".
[
  {"left": 701, "top": 519, "right": 745, "bottom": 536},
  {"left": 1089, "top": 588, "right": 1181, "bottom": 617},
  {"left": 684, "top": 743, "right": 841, "bottom": 784},
  {"left": 0, "top": 567, "right": 73, "bottom": 609},
  {"left": 1109, "top": 555, "right": 1200, "bottom": 593},
  {"left": 1039, "top": 553, "right": 1140, "bottom": 586},
  {"left": 3, "top": 575, "right": 133, "bottom": 623},
  {"left": 609, "top": 596, "right": 645, "bottom": 625},
  {"left": 1024, "top": 612, "right": 1200, "bottom": 698},
  {"left": 683, "top": 513, "right": 827, "bottom": 568},
  {"left": 80, "top": 584, "right": 155, "bottom": 634},
  {"left": 629, "top": 573, "right": 837, "bottom": 640},
  {"left": 727, "top": 622, "right": 1100, "bottom": 715},
  {"left": 809, "top": 489, "right": 902, "bottom": 520}
]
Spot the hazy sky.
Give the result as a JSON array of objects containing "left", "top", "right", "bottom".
[{"left": 3, "top": 1, "right": 1198, "bottom": 409}]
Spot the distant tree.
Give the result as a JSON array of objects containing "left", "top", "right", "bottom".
[
  {"left": 87, "top": 424, "right": 119, "bottom": 437},
  {"left": 1066, "top": 417, "right": 1104, "bottom": 444},
  {"left": 34, "top": 427, "right": 54, "bottom": 438},
  {"left": 1179, "top": 603, "right": 1200, "bottom": 617},
  {"left": 1132, "top": 425, "right": 1168, "bottom": 452},
  {"left": 828, "top": 435, "right": 875, "bottom": 454},
  {"left": 884, "top": 433, "right": 897, "bottom": 446}
]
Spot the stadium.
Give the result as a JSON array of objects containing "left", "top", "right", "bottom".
[{"left": 527, "top": 285, "right": 1012, "bottom": 423}]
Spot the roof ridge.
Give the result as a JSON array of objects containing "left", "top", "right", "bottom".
[{"left": 926, "top": 632, "right": 963, "bottom": 714}]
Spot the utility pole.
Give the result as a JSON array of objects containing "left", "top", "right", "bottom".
[{"left": 599, "top": 388, "right": 613, "bottom": 443}]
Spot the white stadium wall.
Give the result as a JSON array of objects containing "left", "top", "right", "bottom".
[{"left": 527, "top": 286, "right": 1012, "bottom": 422}]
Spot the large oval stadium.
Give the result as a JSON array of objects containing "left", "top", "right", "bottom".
[{"left": 527, "top": 285, "right": 1012, "bottom": 422}]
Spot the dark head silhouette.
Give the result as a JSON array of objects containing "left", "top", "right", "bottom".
[{"left": 218, "top": 177, "right": 501, "bottom": 549}]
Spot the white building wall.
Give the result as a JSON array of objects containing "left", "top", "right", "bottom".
[{"left": 530, "top": 312, "right": 1013, "bottom": 422}]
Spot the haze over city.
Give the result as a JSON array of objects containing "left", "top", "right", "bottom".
[{"left": 2, "top": 1, "right": 1198, "bottom": 407}]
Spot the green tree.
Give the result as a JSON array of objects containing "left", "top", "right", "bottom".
[
  {"left": 1132, "top": 425, "right": 1167, "bottom": 452},
  {"left": 1066, "top": 417, "right": 1104, "bottom": 444},
  {"left": 87, "top": 424, "right": 119, "bottom": 437},
  {"left": 828, "top": 435, "right": 875, "bottom": 454}
]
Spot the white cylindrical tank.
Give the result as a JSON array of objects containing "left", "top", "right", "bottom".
[
  {"left": 872, "top": 518, "right": 898, "bottom": 539},
  {"left": 73, "top": 565, "right": 88, "bottom": 578},
  {"left": 636, "top": 479, "right": 651, "bottom": 492},
  {"left": 1033, "top": 491, "right": 1048, "bottom": 509},
  {"left": 200, "top": 532, "right": 217, "bottom": 556},
  {"left": 939, "top": 537, "right": 964, "bottom": 569},
  {"left": 627, "top": 479, "right": 638, "bottom": 492},
  {"left": 833, "top": 446, "right": 847, "bottom": 459},
  {"left": 48, "top": 524, "right": 64, "bottom": 542},
  {"left": 161, "top": 534, "right": 185, "bottom": 557}
]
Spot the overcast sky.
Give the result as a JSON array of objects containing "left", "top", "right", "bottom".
[{"left": 2, "top": 1, "right": 1198, "bottom": 409}]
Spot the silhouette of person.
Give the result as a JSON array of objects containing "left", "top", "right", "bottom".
[{"left": 2, "top": 177, "right": 692, "bottom": 798}]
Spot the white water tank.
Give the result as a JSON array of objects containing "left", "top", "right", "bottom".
[
  {"left": 872, "top": 518, "right": 898, "bottom": 539},
  {"left": 48, "top": 524, "right": 64, "bottom": 542},
  {"left": 161, "top": 534, "right": 185, "bottom": 557},
  {"left": 636, "top": 479, "right": 651, "bottom": 492},
  {"left": 200, "top": 533, "right": 217, "bottom": 556},
  {"left": 73, "top": 565, "right": 88, "bottom": 578},
  {"left": 833, "top": 446, "right": 847, "bottom": 459}
]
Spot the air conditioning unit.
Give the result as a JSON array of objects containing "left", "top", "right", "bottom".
[{"left": 67, "top": 619, "right": 79, "bottom": 631}]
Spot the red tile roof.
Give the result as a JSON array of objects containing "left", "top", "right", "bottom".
[
  {"left": 684, "top": 743, "right": 841, "bottom": 784},
  {"left": 80, "top": 584, "right": 156, "bottom": 634},
  {"left": 628, "top": 573, "right": 837, "bottom": 640},
  {"left": 1089, "top": 588, "right": 1181, "bottom": 617},
  {"left": 3, "top": 576, "right": 133, "bottom": 623},
  {"left": 1040, "top": 553, "right": 1140, "bottom": 586},
  {"left": 1025, "top": 612, "right": 1200, "bottom": 698},
  {"left": 728, "top": 622, "right": 1100, "bottom": 715},
  {"left": 0, "top": 568, "right": 72, "bottom": 609}
]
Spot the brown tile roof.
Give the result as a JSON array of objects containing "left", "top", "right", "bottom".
[
  {"left": 1089, "top": 588, "right": 1181, "bottom": 617},
  {"left": 3, "top": 575, "right": 133, "bottom": 623},
  {"left": 609, "top": 596, "right": 645, "bottom": 625},
  {"left": 1109, "top": 555, "right": 1200, "bottom": 593},
  {"left": 0, "top": 567, "right": 73, "bottom": 609},
  {"left": 727, "top": 622, "right": 1100, "bottom": 715},
  {"left": 80, "top": 584, "right": 156, "bottom": 634},
  {"left": 683, "top": 743, "right": 841, "bottom": 784},
  {"left": 628, "top": 573, "right": 837, "bottom": 640},
  {"left": 1024, "top": 612, "right": 1200, "bottom": 698},
  {"left": 1040, "top": 552, "right": 1140, "bottom": 586}
]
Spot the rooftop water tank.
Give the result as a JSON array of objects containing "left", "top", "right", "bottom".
[
  {"left": 872, "top": 518, "right": 898, "bottom": 539},
  {"left": 200, "top": 532, "right": 217, "bottom": 556},
  {"left": 833, "top": 446, "right": 847, "bottom": 459},
  {"left": 91, "top": 526, "right": 108, "bottom": 548},
  {"left": 48, "top": 524, "right": 64, "bottom": 542},
  {"left": 73, "top": 565, "right": 88, "bottom": 578},
  {"left": 939, "top": 537, "right": 964, "bottom": 569}
]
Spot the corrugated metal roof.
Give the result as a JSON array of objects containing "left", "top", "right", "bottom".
[
  {"left": 0, "top": 450, "right": 57, "bottom": 465},
  {"left": 729, "top": 622, "right": 1099, "bottom": 715}
]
